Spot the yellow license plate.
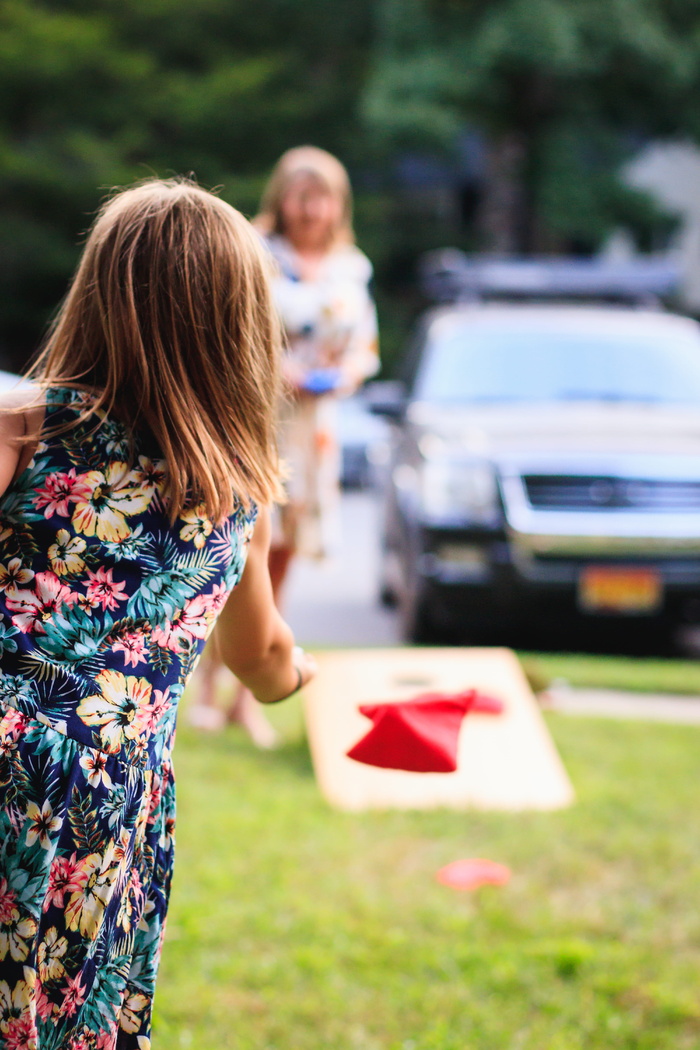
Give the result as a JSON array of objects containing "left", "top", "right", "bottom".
[{"left": 578, "top": 566, "right": 662, "bottom": 614}]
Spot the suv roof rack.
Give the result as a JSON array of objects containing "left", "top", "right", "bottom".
[{"left": 419, "top": 250, "right": 680, "bottom": 307}]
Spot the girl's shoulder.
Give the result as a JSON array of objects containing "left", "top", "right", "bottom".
[
  {"left": 0, "top": 381, "right": 46, "bottom": 445},
  {"left": 0, "top": 381, "right": 46, "bottom": 500}
]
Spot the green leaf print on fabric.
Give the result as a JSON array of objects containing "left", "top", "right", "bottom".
[
  {"left": 36, "top": 607, "right": 116, "bottom": 666},
  {"left": 68, "top": 785, "right": 103, "bottom": 854},
  {"left": 0, "top": 614, "right": 19, "bottom": 656}
]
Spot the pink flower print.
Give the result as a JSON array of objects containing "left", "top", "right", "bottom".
[
  {"left": 151, "top": 594, "right": 212, "bottom": 653},
  {"left": 0, "top": 707, "right": 29, "bottom": 744},
  {"left": 59, "top": 972, "right": 86, "bottom": 1017},
  {"left": 35, "top": 980, "right": 53, "bottom": 1021},
  {"left": 44, "top": 854, "right": 83, "bottom": 912},
  {"left": 85, "top": 567, "right": 127, "bottom": 612},
  {"left": 112, "top": 631, "right": 148, "bottom": 669},
  {"left": 3, "top": 1012, "right": 38, "bottom": 1050},
  {"left": 96, "top": 1025, "right": 118, "bottom": 1050},
  {"left": 6, "top": 572, "right": 77, "bottom": 634},
  {"left": 33, "top": 468, "right": 83, "bottom": 518},
  {"left": 0, "top": 559, "right": 34, "bottom": 596},
  {"left": 0, "top": 879, "right": 18, "bottom": 926},
  {"left": 205, "top": 582, "right": 229, "bottom": 616},
  {"left": 143, "top": 772, "right": 163, "bottom": 825},
  {"left": 148, "top": 688, "right": 172, "bottom": 732},
  {"left": 161, "top": 814, "right": 176, "bottom": 851}
]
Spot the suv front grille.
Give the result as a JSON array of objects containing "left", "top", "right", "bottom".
[{"left": 523, "top": 475, "right": 700, "bottom": 512}]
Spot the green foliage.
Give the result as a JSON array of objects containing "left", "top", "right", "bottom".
[
  {"left": 0, "top": 0, "right": 374, "bottom": 368},
  {"left": 363, "top": 0, "right": 699, "bottom": 251},
  {"left": 3, "top": 0, "right": 700, "bottom": 367}
]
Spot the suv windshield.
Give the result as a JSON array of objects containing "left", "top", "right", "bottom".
[{"left": 414, "top": 322, "right": 700, "bottom": 405}]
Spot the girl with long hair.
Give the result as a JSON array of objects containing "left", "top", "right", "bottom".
[{"left": 0, "top": 177, "right": 315, "bottom": 1048}]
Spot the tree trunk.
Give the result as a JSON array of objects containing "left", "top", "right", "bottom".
[{"left": 477, "top": 132, "right": 528, "bottom": 255}]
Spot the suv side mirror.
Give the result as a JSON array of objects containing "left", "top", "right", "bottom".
[{"left": 364, "top": 380, "right": 407, "bottom": 420}]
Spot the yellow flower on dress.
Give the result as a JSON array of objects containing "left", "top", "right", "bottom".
[
  {"left": 79, "top": 750, "right": 113, "bottom": 790},
  {"left": 126, "top": 456, "right": 167, "bottom": 494},
  {"left": 76, "top": 669, "right": 153, "bottom": 753},
  {"left": 25, "top": 801, "right": 63, "bottom": 850},
  {"left": 47, "top": 530, "right": 87, "bottom": 577},
  {"left": 119, "top": 990, "right": 150, "bottom": 1034},
  {"left": 179, "top": 505, "right": 213, "bottom": 549},
  {"left": 0, "top": 558, "right": 34, "bottom": 595},
  {"left": 71, "top": 463, "right": 152, "bottom": 542},
  {"left": 64, "top": 848, "right": 119, "bottom": 941},
  {"left": 37, "top": 927, "right": 68, "bottom": 983},
  {"left": 0, "top": 968, "right": 36, "bottom": 1029},
  {"left": 0, "top": 904, "right": 36, "bottom": 963}
]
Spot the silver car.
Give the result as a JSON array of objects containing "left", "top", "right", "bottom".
[{"left": 374, "top": 299, "right": 700, "bottom": 644}]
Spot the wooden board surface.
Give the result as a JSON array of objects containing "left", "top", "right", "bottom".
[{"left": 303, "top": 648, "right": 575, "bottom": 812}]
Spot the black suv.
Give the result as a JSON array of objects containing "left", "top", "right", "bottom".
[{"left": 372, "top": 254, "right": 700, "bottom": 643}]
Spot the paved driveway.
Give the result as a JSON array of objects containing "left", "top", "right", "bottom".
[{"left": 284, "top": 491, "right": 400, "bottom": 648}]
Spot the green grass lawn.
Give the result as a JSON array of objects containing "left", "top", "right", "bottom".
[
  {"left": 154, "top": 696, "right": 700, "bottom": 1050},
  {"left": 518, "top": 651, "right": 700, "bottom": 696}
]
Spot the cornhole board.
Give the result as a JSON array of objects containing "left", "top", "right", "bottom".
[{"left": 303, "top": 647, "right": 575, "bottom": 812}]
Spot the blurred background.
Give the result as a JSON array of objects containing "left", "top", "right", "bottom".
[
  {"left": 5, "top": 0, "right": 700, "bottom": 375},
  {"left": 7, "top": 0, "right": 700, "bottom": 660},
  {"left": 7, "top": 6, "right": 700, "bottom": 1049}
]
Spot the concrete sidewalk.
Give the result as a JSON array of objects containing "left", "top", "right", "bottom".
[{"left": 541, "top": 686, "right": 700, "bottom": 724}]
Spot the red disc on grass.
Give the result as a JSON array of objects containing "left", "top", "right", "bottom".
[{"left": 436, "top": 858, "right": 511, "bottom": 891}]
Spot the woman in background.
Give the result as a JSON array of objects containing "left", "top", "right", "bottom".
[{"left": 190, "top": 146, "right": 379, "bottom": 742}]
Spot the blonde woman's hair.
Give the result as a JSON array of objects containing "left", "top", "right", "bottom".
[
  {"left": 28, "top": 177, "right": 284, "bottom": 524},
  {"left": 257, "top": 146, "right": 355, "bottom": 246}
]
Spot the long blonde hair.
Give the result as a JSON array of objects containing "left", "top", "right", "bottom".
[
  {"left": 29, "top": 177, "right": 284, "bottom": 523},
  {"left": 257, "top": 146, "right": 355, "bottom": 246}
]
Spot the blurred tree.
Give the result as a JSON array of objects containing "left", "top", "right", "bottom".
[
  {"left": 363, "top": 0, "right": 698, "bottom": 253},
  {"left": 0, "top": 0, "right": 374, "bottom": 369}
]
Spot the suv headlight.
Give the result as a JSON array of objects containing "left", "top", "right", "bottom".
[{"left": 420, "top": 458, "right": 499, "bottom": 523}]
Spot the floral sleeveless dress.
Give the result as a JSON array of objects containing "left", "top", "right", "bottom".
[{"left": 0, "top": 388, "right": 256, "bottom": 1049}]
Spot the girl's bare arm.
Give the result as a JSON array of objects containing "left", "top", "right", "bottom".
[
  {"left": 0, "top": 389, "right": 43, "bottom": 499},
  {"left": 211, "top": 506, "right": 315, "bottom": 703}
]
